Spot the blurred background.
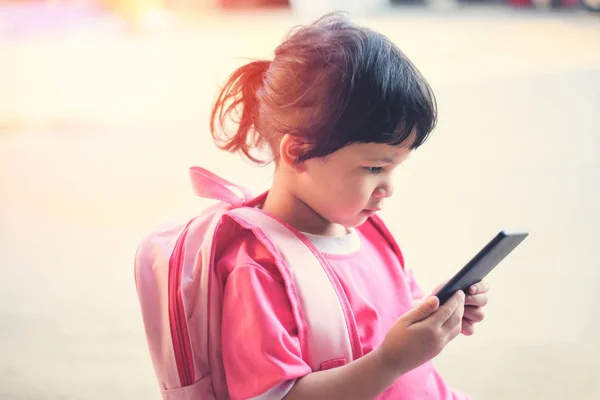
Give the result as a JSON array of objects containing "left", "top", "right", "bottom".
[{"left": 0, "top": 0, "right": 599, "bottom": 399}]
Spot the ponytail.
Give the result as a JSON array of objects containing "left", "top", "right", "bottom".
[{"left": 210, "top": 60, "right": 270, "bottom": 163}]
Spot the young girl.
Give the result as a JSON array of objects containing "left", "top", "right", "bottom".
[{"left": 211, "top": 12, "right": 489, "bottom": 400}]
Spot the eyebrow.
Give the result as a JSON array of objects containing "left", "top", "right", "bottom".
[{"left": 367, "top": 157, "right": 396, "bottom": 164}]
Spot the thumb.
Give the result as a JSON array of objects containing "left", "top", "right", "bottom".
[{"left": 403, "top": 296, "right": 440, "bottom": 325}]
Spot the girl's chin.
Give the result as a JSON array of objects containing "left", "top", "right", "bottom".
[{"left": 341, "top": 213, "right": 372, "bottom": 229}]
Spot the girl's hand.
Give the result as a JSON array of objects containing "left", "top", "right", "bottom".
[
  {"left": 462, "top": 280, "right": 490, "bottom": 336},
  {"left": 377, "top": 291, "right": 465, "bottom": 375}
]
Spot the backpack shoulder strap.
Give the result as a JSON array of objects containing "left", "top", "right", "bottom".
[
  {"left": 226, "top": 207, "right": 360, "bottom": 371},
  {"left": 187, "top": 167, "right": 359, "bottom": 369}
]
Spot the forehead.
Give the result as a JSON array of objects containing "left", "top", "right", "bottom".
[{"left": 340, "top": 142, "right": 413, "bottom": 163}]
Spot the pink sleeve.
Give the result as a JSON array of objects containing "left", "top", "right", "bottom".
[{"left": 221, "top": 263, "right": 311, "bottom": 400}]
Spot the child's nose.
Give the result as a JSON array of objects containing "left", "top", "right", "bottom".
[{"left": 374, "top": 183, "right": 394, "bottom": 199}]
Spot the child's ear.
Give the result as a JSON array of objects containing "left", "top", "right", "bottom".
[{"left": 279, "top": 134, "right": 309, "bottom": 172}]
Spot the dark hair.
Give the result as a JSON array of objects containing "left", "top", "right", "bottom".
[{"left": 211, "top": 12, "right": 437, "bottom": 164}]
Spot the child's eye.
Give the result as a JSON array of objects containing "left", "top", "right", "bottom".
[{"left": 364, "top": 167, "right": 384, "bottom": 174}]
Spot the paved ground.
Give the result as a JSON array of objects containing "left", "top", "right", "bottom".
[{"left": 1, "top": 3, "right": 599, "bottom": 399}]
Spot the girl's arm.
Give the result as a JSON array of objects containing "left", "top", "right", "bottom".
[
  {"left": 285, "top": 292, "right": 466, "bottom": 400},
  {"left": 283, "top": 347, "right": 402, "bottom": 400}
]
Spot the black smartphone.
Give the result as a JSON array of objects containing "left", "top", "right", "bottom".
[{"left": 434, "top": 230, "right": 529, "bottom": 304}]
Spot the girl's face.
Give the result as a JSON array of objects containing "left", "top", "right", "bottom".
[{"left": 296, "top": 142, "right": 412, "bottom": 233}]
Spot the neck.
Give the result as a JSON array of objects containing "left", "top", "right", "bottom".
[{"left": 261, "top": 170, "right": 347, "bottom": 237}]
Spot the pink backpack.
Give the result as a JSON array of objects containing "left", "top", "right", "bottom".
[{"left": 134, "top": 167, "right": 360, "bottom": 399}]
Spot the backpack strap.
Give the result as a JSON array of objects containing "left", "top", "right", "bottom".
[
  {"left": 188, "top": 166, "right": 358, "bottom": 369},
  {"left": 227, "top": 207, "right": 358, "bottom": 371}
]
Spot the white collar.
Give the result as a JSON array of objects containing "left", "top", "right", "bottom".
[{"left": 300, "top": 228, "right": 361, "bottom": 255}]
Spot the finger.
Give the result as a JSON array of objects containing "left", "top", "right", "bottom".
[
  {"left": 433, "top": 291, "right": 464, "bottom": 326},
  {"left": 468, "top": 280, "right": 490, "bottom": 295},
  {"left": 465, "top": 293, "right": 489, "bottom": 307},
  {"left": 463, "top": 306, "right": 485, "bottom": 323},
  {"left": 404, "top": 296, "right": 440, "bottom": 325},
  {"left": 443, "top": 306, "right": 465, "bottom": 342},
  {"left": 461, "top": 319, "right": 475, "bottom": 336},
  {"left": 441, "top": 295, "right": 465, "bottom": 332}
]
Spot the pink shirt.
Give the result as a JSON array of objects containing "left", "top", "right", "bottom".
[{"left": 217, "top": 218, "right": 469, "bottom": 400}]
